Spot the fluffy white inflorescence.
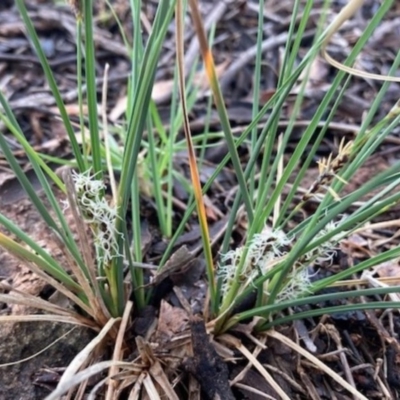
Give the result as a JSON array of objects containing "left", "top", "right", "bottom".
[
  {"left": 71, "top": 170, "right": 123, "bottom": 264},
  {"left": 219, "top": 228, "right": 293, "bottom": 297},
  {"left": 304, "top": 219, "right": 343, "bottom": 265},
  {"left": 277, "top": 220, "right": 345, "bottom": 301},
  {"left": 219, "top": 219, "right": 345, "bottom": 300},
  {"left": 276, "top": 267, "right": 312, "bottom": 302}
]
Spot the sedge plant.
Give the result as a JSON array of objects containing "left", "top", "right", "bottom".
[
  {"left": 1, "top": 0, "right": 400, "bottom": 398},
  {"left": 0, "top": 0, "right": 225, "bottom": 397},
  {"left": 209, "top": 0, "right": 400, "bottom": 334},
  {"left": 180, "top": 0, "right": 400, "bottom": 396},
  {"left": 180, "top": 0, "right": 400, "bottom": 330}
]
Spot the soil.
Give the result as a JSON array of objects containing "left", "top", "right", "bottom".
[
  {"left": 1, "top": 0, "right": 400, "bottom": 399},
  {"left": 0, "top": 322, "right": 93, "bottom": 399}
]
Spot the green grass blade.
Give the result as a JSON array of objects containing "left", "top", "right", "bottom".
[
  {"left": 15, "top": 0, "right": 85, "bottom": 171},
  {"left": 83, "top": 0, "right": 102, "bottom": 177},
  {"left": 0, "top": 224, "right": 82, "bottom": 295},
  {"left": 188, "top": 0, "right": 253, "bottom": 223}
]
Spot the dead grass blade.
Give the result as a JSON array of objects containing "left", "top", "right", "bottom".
[
  {"left": 88, "top": 377, "right": 109, "bottom": 400},
  {"left": 0, "top": 289, "right": 77, "bottom": 317},
  {"left": 229, "top": 334, "right": 266, "bottom": 386},
  {"left": 0, "top": 243, "right": 94, "bottom": 317},
  {"left": 322, "top": 0, "right": 400, "bottom": 82},
  {"left": 113, "top": 375, "right": 141, "bottom": 399},
  {"left": 142, "top": 373, "right": 161, "bottom": 400},
  {"left": 184, "top": 1, "right": 227, "bottom": 73},
  {"left": 149, "top": 359, "right": 179, "bottom": 400},
  {"left": 58, "top": 317, "right": 118, "bottom": 385},
  {"left": 105, "top": 300, "right": 133, "bottom": 400},
  {"left": 175, "top": 0, "right": 216, "bottom": 308},
  {"left": 45, "top": 360, "right": 130, "bottom": 400},
  {"left": 188, "top": 0, "right": 252, "bottom": 223},
  {"left": 128, "top": 372, "right": 146, "bottom": 400},
  {"left": 267, "top": 330, "right": 369, "bottom": 400},
  {"left": 234, "top": 383, "right": 277, "bottom": 399},
  {"left": 221, "top": 334, "right": 291, "bottom": 400},
  {"left": 0, "top": 314, "right": 95, "bottom": 327}
]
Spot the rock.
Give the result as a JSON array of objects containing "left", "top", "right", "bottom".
[{"left": 0, "top": 321, "right": 94, "bottom": 399}]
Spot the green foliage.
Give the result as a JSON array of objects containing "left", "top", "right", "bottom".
[
  {"left": 0, "top": 0, "right": 399, "bottom": 341},
  {"left": 210, "top": 0, "right": 400, "bottom": 332}
]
